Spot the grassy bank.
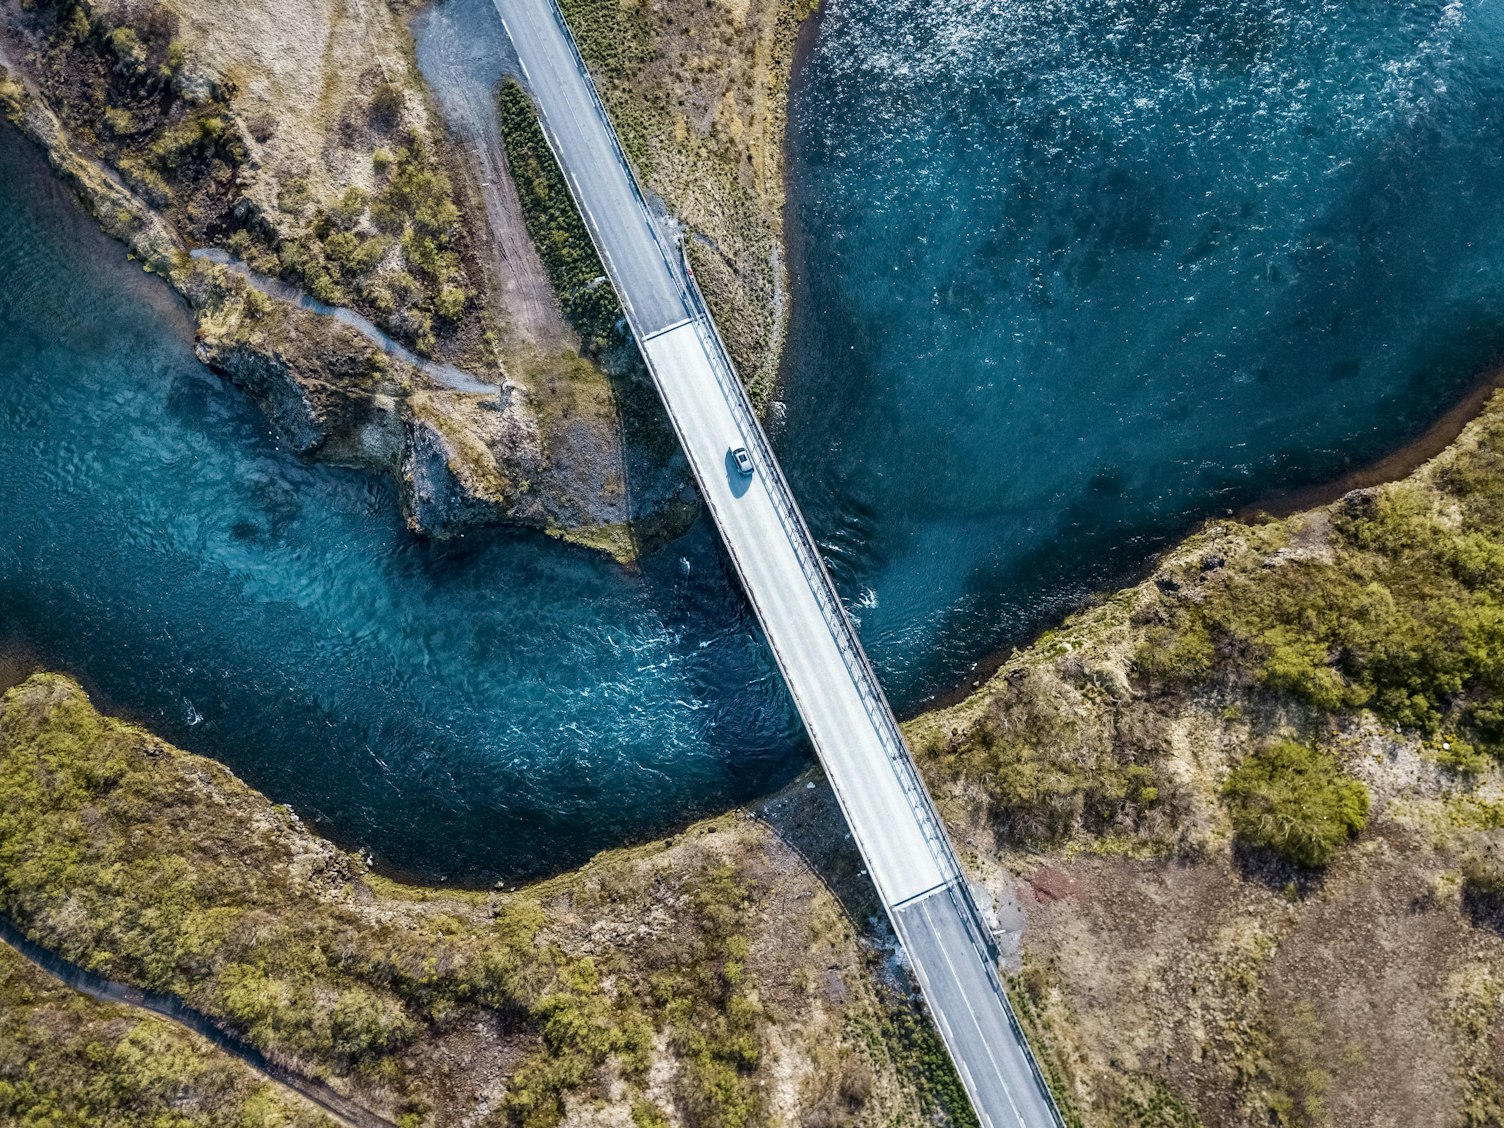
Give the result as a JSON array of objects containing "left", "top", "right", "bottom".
[
  {"left": 6, "top": 0, "right": 485, "bottom": 363},
  {"left": 0, "top": 672, "right": 958, "bottom": 1127},
  {"left": 0, "top": 940, "right": 336, "bottom": 1127},
  {"left": 556, "top": 0, "right": 817, "bottom": 403},
  {"left": 907, "top": 393, "right": 1504, "bottom": 1126}
]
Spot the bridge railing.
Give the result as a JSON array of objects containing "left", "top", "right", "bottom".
[
  {"left": 517, "top": 3, "right": 1064, "bottom": 1122},
  {"left": 674, "top": 262, "right": 958, "bottom": 880}
]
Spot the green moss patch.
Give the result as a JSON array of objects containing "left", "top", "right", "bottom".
[{"left": 1222, "top": 740, "right": 1369, "bottom": 868}]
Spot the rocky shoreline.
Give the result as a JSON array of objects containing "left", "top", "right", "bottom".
[{"left": 0, "top": 0, "right": 694, "bottom": 560}]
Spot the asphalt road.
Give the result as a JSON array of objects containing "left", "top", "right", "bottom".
[
  {"left": 494, "top": 2, "right": 1063, "bottom": 1123},
  {"left": 495, "top": 1, "right": 685, "bottom": 334}
]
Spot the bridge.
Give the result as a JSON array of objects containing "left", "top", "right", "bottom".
[{"left": 493, "top": 2, "right": 1064, "bottom": 1124}]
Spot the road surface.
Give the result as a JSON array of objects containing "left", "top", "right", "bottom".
[{"left": 493, "top": 2, "right": 1064, "bottom": 1124}]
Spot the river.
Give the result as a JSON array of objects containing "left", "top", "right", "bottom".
[
  {"left": 780, "top": 0, "right": 1504, "bottom": 700},
  {"left": 0, "top": 130, "right": 797, "bottom": 882},
  {"left": 4, "top": 0, "right": 1504, "bottom": 880}
]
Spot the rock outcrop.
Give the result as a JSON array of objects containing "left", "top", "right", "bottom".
[{"left": 0, "top": 0, "right": 691, "bottom": 559}]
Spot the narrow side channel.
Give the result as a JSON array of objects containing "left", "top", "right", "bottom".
[{"left": 0, "top": 917, "right": 396, "bottom": 1128}]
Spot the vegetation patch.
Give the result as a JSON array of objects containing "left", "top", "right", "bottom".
[
  {"left": 1007, "top": 967, "right": 1085, "bottom": 1128},
  {"left": 1133, "top": 423, "right": 1504, "bottom": 756},
  {"left": 0, "top": 941, "right": 333, "bottom": 1127},
  {"left": 1461, "top": 841, "right": 1504, "bottom": 930},
  {"left": 19, "top": 0, "right": 245, "bottom": 230},
  {"left": 1447, "top": 968, "right": 1504, "bottom": 1127},
  {"left": 13, "top": 0, "right": 485, "bottom": 361},
  {"left": 0, "top": 672, "right": 730, "bottom": 1124},
  {"left": 651, "top": 864, "right": 767, "bottom": 1127},
  {"left": 916, "top": 661, "right": 1179, "bottom": 848},
  {"left": 498, "top": 79, "right": 624, "bottom": 354},
  {"left": 0, "top": 63, "right": 29, "bottom": 122},
  {"left": 556, "top": 0, "right": 818, "bottom": 400},
  {"left": 1221, "top": 740, "right": 1369, "bottom": 869}
]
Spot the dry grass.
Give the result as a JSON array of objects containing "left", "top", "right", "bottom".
[
  {"left": 908, "top": 394, "right": 1504, "bottom": 1126},
  {"left": 0, "top": 941, "right": 338, "bottom": 1126},
  {"left": 560, "top": 0, "right": 817, "bottom": 402}
]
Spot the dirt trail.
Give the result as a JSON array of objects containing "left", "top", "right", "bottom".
[
  {"left": 0, "top": 917, "right": 396, "bottom": 1128},
  {"left": 410, "top": 0, "right": 572, "bottom": 351},
  {"left": 191, "top": 248, "right": 500, "bottom": 395}
]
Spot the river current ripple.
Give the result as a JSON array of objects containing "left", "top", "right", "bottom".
[{"left": 5, "top": 0, "right": 1504, "bottom": 878}]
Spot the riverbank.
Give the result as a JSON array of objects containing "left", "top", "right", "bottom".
[
  {"left": 913, "top": 355, "right": 1504, "bottom": 717},
  {"left": 0, "top": 671, "right": 981, "bottom": 1127},
  {"left": 1240, "top": 359, "right": 1504, "bottom": 521},
  {"left": 901, "top": 391, "right": 1504, "bottom": 1126},
  {"left": 0, "top": 0, "right": 680, "bottom": 558},
  {"left": 8, "top": 373, "right": 1503, "bottom": 1124}
]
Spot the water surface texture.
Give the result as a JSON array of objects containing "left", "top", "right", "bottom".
[
  {"left": 0, "top": 130, "right": 798, "bottom": 881},
  {"left": 5, "top": 0, "right": 1504, "bottom": 878},
  {"left": 782, "top": 0, "right": 1504, "bottom": 698}
]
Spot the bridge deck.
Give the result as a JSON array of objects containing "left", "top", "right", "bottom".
[{"left": 493, "top": 2, "right": 1062, "bottom": 1124}]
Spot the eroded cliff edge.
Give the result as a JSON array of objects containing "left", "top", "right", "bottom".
[{"left": 0, "top": 0, "right": 706, "bottom": 559}]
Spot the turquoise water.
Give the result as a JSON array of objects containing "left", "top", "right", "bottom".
[
  {"left": 0, "top": 132, "right": 799, "bottom": 881},
  {"left": 783, "top": 0, "right": 1504, "bottom": 699},
  {"left": 6, "top": 0, "right": 1504, "bottom": 878}
]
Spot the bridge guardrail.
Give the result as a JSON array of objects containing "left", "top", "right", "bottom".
[{"left": 517, "top": 4, "right": 1065, "bottom": 1122}]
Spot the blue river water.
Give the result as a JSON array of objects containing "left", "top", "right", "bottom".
[
  {"left": 4, "top": 0, "right": 1504, "bottom": 879},
  {"left": 0, "top": 134, "right": 798, "bottom": 880},
  {"left": 781, "top": 0, "right": 1504, "bottom": 698}
]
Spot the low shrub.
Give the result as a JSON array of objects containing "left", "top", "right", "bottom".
[
  {"left": 1461, "top": 843, "right": 1504, "bottom": 930},
  {"left": 941, "top": 674, "right": 1174, "bottom": 846},
  {"left": 1128, "top": 408, "right": 1504, "bottom": 758},
  {"left": 1222, "top": 741, "right": 1369, "bottom": 868}
]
